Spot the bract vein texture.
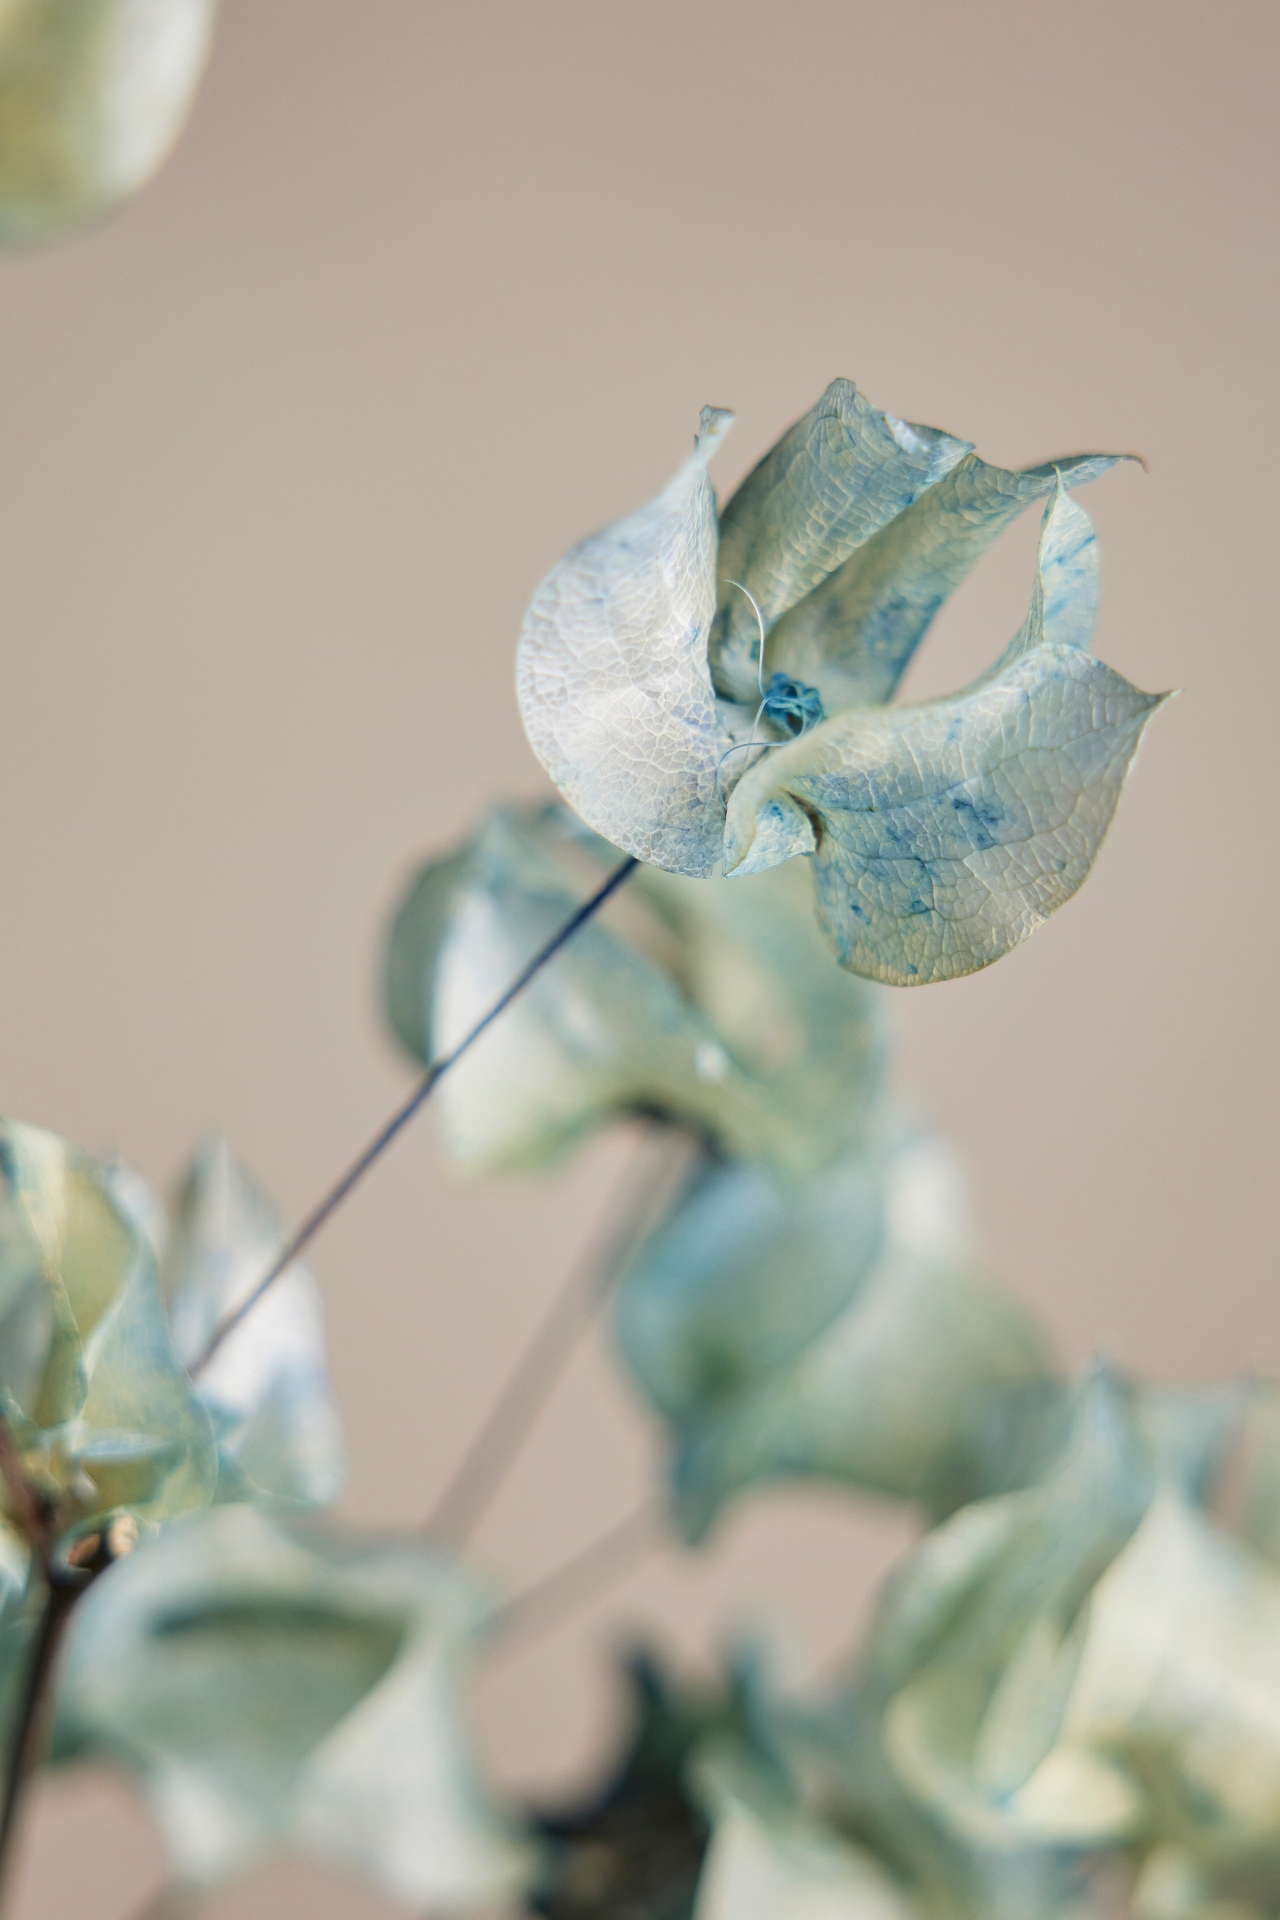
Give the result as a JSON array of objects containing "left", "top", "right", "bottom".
[{"left": 517, "top": 379, "right": 1166, "bottom": 984}]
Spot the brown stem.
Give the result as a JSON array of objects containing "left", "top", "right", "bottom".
[
  {"left": 0, "top": 1526, "right": 124, "bottom": 1904},
  {"left": 0, "top": 1571, "right": 78, "bottom": 1896}
]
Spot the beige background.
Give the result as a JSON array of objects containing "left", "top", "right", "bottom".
[{"left": 2, "top": 2, "right": 1277, "bottom": 1913}]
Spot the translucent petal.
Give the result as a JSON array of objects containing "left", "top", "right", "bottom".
[
  {"left": 845, "top": 1374, "right": 1153, "bottom": 1847},
  {"left": 517, "top": 408, "right": 735, "bottom": 877},
  {"left": 1016, "top": 1491, "right": 1280, "bottom": 1851},
  {"left": 724, "top": 493, "right": 1168, "bottom": 985},
  {"left": 710, "top": 379, "right": 971, "bottom": 704},
  {"left": 616, "top": 1131, "right": 1055, "bottom": 1541},
  {"left": 160, "top": 1140, "right": 346, "bottom": 1511},
  {"left": 0, "top": 0, "right": 216, "bottom": 248},
  {"left": 693, "top": 1761, "right": 915, "bottom": 1920},
  {"left": 0, "top": 1119, "right": 216, "bottom": 1542},
  {"left": 53, "top": 1505, "right": 532, "bottom": 1907},
  {"left": 387, "top": 805, "right": 883, "bottom": 1179},
  {"left": 766, "top": 452, "right": 1127, "bottom": 714}
]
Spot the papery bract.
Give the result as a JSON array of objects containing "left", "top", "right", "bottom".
[
  {"left": 385, "top": 803, "right": 883, "bottom": 1179},
  {"left": 158, "top": 1139, "right": 346, "bottom": 1511},
  {"left": 0, "top": 1118, "right": 216, "bottom": 1550},
  {"left": 692, "top": 1753, "right": 916, "bottom": 1920},
  {"left": 53, "top": 1503, "right": 532, "bottom": 1908},
  {"left": 615, "top": 1129, "right": 1056, "bottom": 1540},
  {"left": 517, "top": 380, "right": 1165, "bottom": 984}
]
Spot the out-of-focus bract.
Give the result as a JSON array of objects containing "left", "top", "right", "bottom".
[
  {"left": 53, "top": 1504, "right": 532, "bottom": 1907},
  {"left": 0, "top": 0, "right": 215, "bottom": 247}
]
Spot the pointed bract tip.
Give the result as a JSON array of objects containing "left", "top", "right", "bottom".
[{"left": 696, "top": 406, "right": 735, "bottom": 461}]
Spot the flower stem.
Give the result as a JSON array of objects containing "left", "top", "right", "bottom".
[
  {"left": 0, "top": 1572, "right": 77, "bottom": 1900},
  {"left": 189, "top": 852, "right": 640, "bottom": 1377},
  {"left": 426, "top": 1124, "right": 692, "bottom": 1547},
  {"left": 488, "top": 1502, "right": 664, "bottom": 1662}
]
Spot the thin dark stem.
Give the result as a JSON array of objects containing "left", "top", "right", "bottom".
[
  {"left": 487, "top": 1503, "right": 664, "bottom": 1663},
  {"left": 0, "top": 1573, "right": 77, "bottom": 1885},
  {"left": 190, "top": 853, "right": 640, "bottom": 1377},
  {"left": 426, "top": 1125, "right": 689, "bottom": 1547}
]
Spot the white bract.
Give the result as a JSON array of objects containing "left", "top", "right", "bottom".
[
  {"left": 693, "top": 1757, "right": 916, "bottom": 1920},
  {"left": 0, "top": 1118, "right": 217, "bottom": 1548},
  {"left": 385, "top": 803, "right": 883, "bottom": 1178},
  {"left": 54, "top": 1504, "right": 532, "bottom": 1907},
  {"left": 109, "top": 1139, "right": 347, "bottom": 1511},
  {"left": 517, "top": 380, "right": 1165, "bottom": 984},
  {"left": 616, "top": 1130, "right": 1055, "bottom": 1540}
]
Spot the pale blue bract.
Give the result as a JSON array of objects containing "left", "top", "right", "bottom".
[{"left": 517, "top": 380, "right": 1165, "bottom": 984}]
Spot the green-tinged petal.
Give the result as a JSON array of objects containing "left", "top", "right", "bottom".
[
  {"left": 1013, "top": 1489, "right": 1280, "bottom": 1852},
  {"left": 803, "top": 1374, "right": 1280, "bottom": 1892},
  {"left": 157, "top": 1141, "right": 346, "bottom": 1511},
  {"left": 0, "top": 0, "right": 215, "bottom": 248},
  {"left": 1228, "top": 1381, "right": 1280, "bottom": 1570},
  {"left": 53, "top": 1504, "right": 532, "bottom": 1907},
  {"left": 1132, "top": 1844, "right": 1279, "bottom": 1920},
  {"left": 692, "top": 1753, "right": 917, "bottom": 1920},
  {"left": 517, "top": 408, "right": 735, "bottom": 877},
  {"left": 387, "top": 804, "right": 883, "bottom": 1179},
  {"left": 1136, "top": 1382, "right": 1247, "bottom": 1510},
  {"left": 776, "top": 1682, "right": 1100, "bottom": 1920},
  {"left": 616, "top": 1130, "right": 1055, "bottom": 1542},
  {"left": 383, "top": 846, "right": 471, "bottom": 1065},
  {"left": 710, "top": 380, "right": 971, "bottom": 704},
  {"left": 0, "top": 1119, "right": 216, "bottom": 1543},
  {"left": 856, "top": 1371, "right": 1153, "bottom": 1846},
  {"left": 615, "top": 1147, "right": 886, "bottom": 1426},
  {"left": 766, "top": 453, "right": 1127, "bottom": 714},
  {"left": 724, "top": 493, "right": 1167, "bottom": 985}
]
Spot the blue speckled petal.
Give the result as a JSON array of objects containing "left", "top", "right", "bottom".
[
  {"left": 766, "top": 452, "right": 1129, "bottom": 713},
  {"left": 723, "top": 493, "right": 1167, "bottom": 985},
  {"left": 517, "top": 408, "right": 735, "bottom": 877},
  {"left": 710, "top": 380, "right": 971, "bottom": 705}
]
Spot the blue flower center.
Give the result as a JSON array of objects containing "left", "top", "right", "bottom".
[{"left": 760, "top": 672, "right": 825, "bottom": 738}]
